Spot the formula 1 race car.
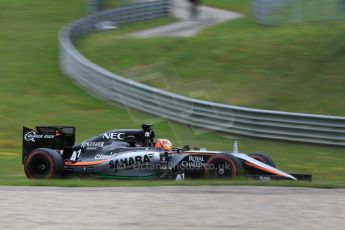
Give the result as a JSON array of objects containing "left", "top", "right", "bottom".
[{"left": 22, "top": 124, "right": 311, "bottom": 181}]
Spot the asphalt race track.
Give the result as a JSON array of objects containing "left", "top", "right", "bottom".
[{"left": 0, "top": 186, "right": 344, "bottom": 230}]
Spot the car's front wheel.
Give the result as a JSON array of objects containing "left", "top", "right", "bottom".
[
  {"left": 204, "top": 154, "right": 243, "bottom": 179},
  {"left": 248, "top": 152, "right": 276, "bottom": 168},
  {"left": 24, "top": 148, "right": 64, "bottom": 179}
]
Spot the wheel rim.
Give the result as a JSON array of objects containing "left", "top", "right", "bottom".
[
  {"left": 207, "top": 160, "right": 234, "bottom": 178},
  {"left": 28, "top": 156, "right": 51, "bottom": 178},
  {"left": 252, "top": 156, "right": 267, "bottom": 164}
]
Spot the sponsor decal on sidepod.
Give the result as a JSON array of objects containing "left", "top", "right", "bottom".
[
  {"left": 109, "top": 154, "right": 153, "bottom": 169},
  {"left": 81, "top": 142, "right": 104, "bottom": 148},
  {"left": 95, "top": 152, "right": 116, "bottom": 160},
  {"left": 103, "top": 132, "right": 125, "bottom": 140},
  {"left": 180, "top": 156, "right": 205, "bottom": 168}
]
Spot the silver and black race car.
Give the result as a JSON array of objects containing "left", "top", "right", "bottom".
[{"left": 22, "top": 124, "right": 311, "bottom": 181}]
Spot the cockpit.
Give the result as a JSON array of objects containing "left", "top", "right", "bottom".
[{"left": 81, "top": 123, "right": 155, "bottom": 148}]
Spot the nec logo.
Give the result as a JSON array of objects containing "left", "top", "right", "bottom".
[{"left": 103, "top": 132, "right": 125, "bottom": 140}]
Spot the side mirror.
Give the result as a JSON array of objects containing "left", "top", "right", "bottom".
[
  {"left": 124, "top": 135, "right": 135, "bottom": 143},
  {"left": 124, "top": 135, "right": 136, "bottom": 147},
  {"left": 141, "top": 123, "right": 153, "bottom": 132}
]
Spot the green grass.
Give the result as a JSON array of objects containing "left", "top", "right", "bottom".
[
  {"left": 0, "top": 0, "right": 344, "bottom": 188},
  {"left": 0, "top": 178, "right": 344, "bottom": 189},
  {"left": 269, "top": 0, "right": 345, "bottom": 24},
  {"left": 203, "top": 0, "right": 251, "bottom": 14},
  {"left": 102, "top": 0, "right": 122, "bottom": 9},
  {"left": 79, "top": 4, "right": 345, "bottom": 116}
]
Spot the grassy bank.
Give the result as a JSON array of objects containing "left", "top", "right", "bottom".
[
  {"left": 79, "top": 3, "right": 345, "bottom": 116},
  {"left": 203, "top": 0, "right": 251, "bottom": 14},
  {"left": 1, "top": 178, "right": 344, "bottom": 189},
  {"left": 0, "top": 0, "right": 344, "bottom": 187}
]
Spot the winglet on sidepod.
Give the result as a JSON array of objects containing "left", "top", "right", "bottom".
[{"left": 232, "top": 141, "right": 239, "bottom": 154}]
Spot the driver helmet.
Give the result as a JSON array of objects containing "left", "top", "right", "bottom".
[{"left": 154, "top": 139, "right": 172, "bottom": 151}]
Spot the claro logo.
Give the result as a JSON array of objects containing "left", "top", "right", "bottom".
[{"left": 95, "top": 153, "right": 116, "bottom": 160}]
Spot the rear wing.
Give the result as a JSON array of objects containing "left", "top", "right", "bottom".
[{"left": 22, "top": 126, "right": 75, "bottom": 164}]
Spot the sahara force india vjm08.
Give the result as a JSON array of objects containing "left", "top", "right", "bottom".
[{"left": 22, "top": 124, "right": 311, "bottom": 181}]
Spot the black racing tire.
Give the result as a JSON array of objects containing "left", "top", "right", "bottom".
[
  {"left": 204, "top": 154, "right": 243, "bottom": 179},
  {"left": 248, "top": 152, "right": 276, "bottom": 168},
  {"left": 24, "top": 148, "right": 64, "bottom": 179}
]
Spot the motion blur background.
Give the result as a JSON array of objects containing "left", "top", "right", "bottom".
[{"left": 0, "top": 0, "right": 344, "bottom": 187}]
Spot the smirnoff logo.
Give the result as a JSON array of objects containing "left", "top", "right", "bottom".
[{"left": 81, "top": 142, "right": 104, "bottom": 148}]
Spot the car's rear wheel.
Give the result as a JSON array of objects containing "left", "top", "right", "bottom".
[
  {"left": 204, "top": 154, "right": 243, "bottom": 179},
  {"left": 24, "top": 149, "right": 64, "bottom": 179},
  {"left": 248, "top": 152, "right": 276, "bottom": 168}
]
